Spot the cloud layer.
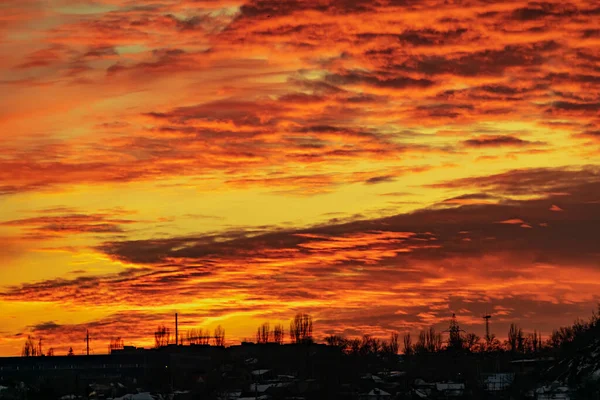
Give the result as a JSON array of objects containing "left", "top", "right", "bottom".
[{"left": 0, "top": 0, "right": 599, "bottom": 354}]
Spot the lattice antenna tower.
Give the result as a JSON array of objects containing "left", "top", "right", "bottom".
[
  {"left": 443, "top": 313, "right": 466, "bottom": 345},
  {"left": 84, "top": 329, "right": 93, "bottom": 356}
]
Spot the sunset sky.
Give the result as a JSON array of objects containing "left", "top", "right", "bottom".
[{"left": 1, "top": 0, "right": 599, "bottom": 356}]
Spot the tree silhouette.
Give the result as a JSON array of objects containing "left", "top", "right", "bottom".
[
  {"left": 273, "top": 324, "right": 285, "bottom": 344},
  {"left": 256, "top": 322, "right": 270, "bottom": 344},
  {"left": 465, "top": 332, "right": 480, "bottom": 352},
  {"left": 507, "top": 323, "right": 523, "bottom": 353},
  {"left": 67, "top": 347, "right": 74, "bottom": 356},
  {"left": 425, "top": 327, "right": 442, "bottom": 352},
  {"left": 389, "top": 332, "right": 399, "bottom": 355},
  {"left": 525, "top": 330, "right": 543, "bottom": 354},
  {"left": 290, "top": 313, "right": 313, "bottom": 344},
  {"left": 186, "top": 328, "right": 211, "bottom": 345},
  {"left": 351, "top": 338, "right": 362, "bottom": 355},
  {"left": 154, "top": 325, "right": 171, "bottom": 348},
  {"left": 201, "top": 329, "right": 211, "bottom": 345},
  {"left": 21, "top": 335, "right": 38, "bottom": 357},
  {"left": 46, "top": 347, "right": 54, "bottom": 357},
  {"left": 325, "top": 335, "right": 348, "bottom": 350},
  {"left": 213, "top": 325, "right": 225, "bottom": 346},
  {"left": 402, "top": 333, "right": 413, "bottom": 356},
  {"left": 187, "top": 328, "right": 199, "bottom": 345},
  {"left": 414, "top": 331, "right": 427, "bottom": 354},
  {"left": 357, "top": 335, "right": 381, "bottom": 356}
]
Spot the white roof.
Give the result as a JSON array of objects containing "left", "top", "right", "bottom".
[
  {"left": 114, "top": 393, "right": 156, "bottom": 400},
  {"left": 537, "top": 395, "right": 570, "bottom": 400},
  {"left": 277, "top": 375, "right": 295, "bottom": 380},
  {"left": 254, "top": 384, "right": 272, "bottom": 393},
  {"left": 251, "top": 369, "right": 270, "bottom": 376},
  {"left": 253, "top": 382, "right": 289, "bottom": 393},
  {"left": 367, "top": 388, "right": 391, "bottom": 396},
  {"left": 536, "top": 385, "right": 570, "bottom": 393},
  {"left": 436, "top": 383, "right": 465, "bottom": 391}
]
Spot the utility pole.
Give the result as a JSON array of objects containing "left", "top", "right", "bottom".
[
  {"left": 175, "top": 313, "right": 178, "bottom": 346},
  {"left": 86, "top": 329, "right": 90, "bottom": 356}
]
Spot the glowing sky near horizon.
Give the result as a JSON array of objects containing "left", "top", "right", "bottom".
[{"left": 1, "top": 0, "right": 599, "bottom": 356}]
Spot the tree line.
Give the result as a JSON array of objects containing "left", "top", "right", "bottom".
[
  {"left": 153, "top": 324, "right": 225, "bottom": 347},
  {"left": 21, "top": 306, "right": 600, "bottom": 357},
  {"left": 253, "top": 313, "right": 313, "bottom": 344},
  {"left": 21, "top": 335, "right": 70, "bottom": 357}
]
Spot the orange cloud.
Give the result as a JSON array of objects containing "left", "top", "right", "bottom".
[{"left": 1, "top": 0, "right": 600, "bottom": 355}]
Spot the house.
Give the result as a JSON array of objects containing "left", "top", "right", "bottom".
[
  {"left": 535, "top": 383, "right": 573, "bottom": 400},
  {"left": 483, "top": 373, "right": 514, "bottom": 392},
  {"left": 361, "top": 373, "right": 384, "bottom": 384},
  {"left": 435, "top": 383, "right": 464, "bottom": 398},
  {"left": 413, "top": 379, "right": 435, "bottom": 397},
  {"left": 251, "top": 369, "right": 273, "bottom": 380}
]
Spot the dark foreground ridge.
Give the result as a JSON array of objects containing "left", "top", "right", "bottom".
[{"left": 1, "top": 339, "right": 599, "bottom": 400}]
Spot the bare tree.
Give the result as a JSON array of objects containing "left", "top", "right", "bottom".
[
  {"left": 425, "top": 327, "right": 442, "bottom": 352},
  {"left": 389, "top": 332, "right": 399, "bottom": 355},
  {"left": 257, "top": 322, "right": 270, "bottom": 344},
  {"left": 359, "top": 335, "right": 381, "bottom": 356},
  {"left": 290, "top": 313, "right": 313, "bottom": 344},
  {"left": 187, "top": 328, "right": 211, "bottom": 345},
  {"left": 524, "top": 330, "right": 543, "bottom": 354},
  {"left": 154, "top": 325, "right": 171, "bottom": 348},
  {"left": 46, "top": 348, "right": 54, "bottom": 357},
  {"left": 465, "top": 333, "right": 480, "bottom": 352},
  {"left": 187, "top": 328, "right": 201, "bottom": 345},
  {"left": 325, "top": 335, "right": 348, "bottom": 351},
  {"left": 21, "top": 335, "right": 38, "bottom": 357},
  {"left": 507, "top": 323, "right": 523, "bottom": 353},
  {"left": 273, "top": 324, "right": 285, "bottom": 344},
  {"left": 414, "top": 331, "right": 427, "bottom": 354},
  {"left": 402, "top": 333, "right": 413, "bottom": 356},
  {"left": 213, "top": 325, "right": 225, "bottom": 346},
  {"left": 201, "top": 329, "right": 211, "bottom": 345},
  {"left": 484, "top": 333, "right": 502, "bottom": 352}
]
